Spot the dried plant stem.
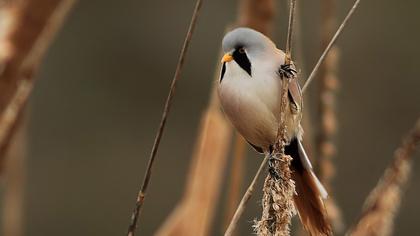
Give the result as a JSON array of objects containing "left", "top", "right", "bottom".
[
  {"left": 0, "top": 2, "right": 73, "bottom": 234},
  {"left": 225, "top": 154, "right": 270, "bottom": 236},
  {"left": 0, "top": 2, "right": 74, "bottom": 234},
  {"left": 318, "top": 0, "right": 339, "bottom": 185},
  {"left": 0, "top": 79, "right": 32, "bottom": 167},
  {"left": 253, "top": 77, "right": 295, "bottom": 235},
  {"left": 254, "top": 155, "right": 295, "bottom": 236},
  {"left": 347, "top": 118, "right": 420, "bottom": 236},
  {"left": 302, "top": 0, "right": 362, "bottom": 93},
  {"left": 0, "top": 0, "right": 75, "bottom": 173},
  {"left": 3, "top": 119, "right": 26, "bottom": 236},
  {"left": 254, "top": 1, "right": 297, "bottom": 235},
  {"left": 285, "top": 0, "right": 296, "bottom": 59},
  {"left": 126, "top": 0, "right": 203, "bottom": 234},
  {"left": 277, "top": 0, "right": 296, "bottom": 148},
  {"left": 317, "top": 0, "right": 344, "bottom": 232}
]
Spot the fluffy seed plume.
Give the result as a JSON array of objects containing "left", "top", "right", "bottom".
[
  {"left": 253, "top": 154, "right": 296, "bottom": 236},
  {"left": 348, "top": 118, "right": 420, "bottom": 236}
]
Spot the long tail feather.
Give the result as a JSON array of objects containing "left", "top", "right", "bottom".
[{"left": 286, "top": 138, "right": 332, "bottom": 236}]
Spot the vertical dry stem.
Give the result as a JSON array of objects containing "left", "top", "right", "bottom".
[
  {"left": 253, "top": 1, "right": 297, "bottom": 235},
  {"left": 2, "top": 119, "right": 26, "bottom": 236},
  {"left": 0, "top": 3, "right": 74, "bottom": 236},
  {"left": 0, "top": 1, "right": 74, "bottom": 234},
  {"left": 253, "top": 155, "right": 296, "bottom": 236},
  {"left": 0, "top": 79, "right": 32, "bottom": 169},
  {"left": 0, "top": 0, "right": 75, "bottom": 173},
  {"left": 253, "top": 76, "right": 296, "bottom": 235},
  {"left": 347, "top": 119, "right": 420, "bottom": 236},
  {"left": 317, "top": 0, "right": 344, "bottom": 232},
  {"left": 284, "top": 0, "right": 296, "bottom": 59}
]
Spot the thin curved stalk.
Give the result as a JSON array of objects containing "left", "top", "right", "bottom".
[
  {"left": 126, "top": 0, "right": 204, "bottom": 235},
  {"left": 302, "top": 0, "right": 362, "bottom": 93}
]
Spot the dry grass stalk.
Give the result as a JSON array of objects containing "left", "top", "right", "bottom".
[
  {"left": 347, "top": 118, "right": 420, "bottom": 236},
  {"left": 302, "top": 0, "right": 362, "bottom": 93},
  {"left": 2, "top": 119, "right": 26, "bottom": 236},
  {"left": 155, "top": 106, "right": 232, "bottom": 236},
  {"left": 0, "top": 0, "right": 75, "bottom": 173},
  {"left": 0, "top": 0, "right": 75, "bottom": 108},
  {"left": 253, "top": 80, "right": 296, "bottom": 236},
  {"left": 254, "top": 72, "right": 297, "bottom": 236},
  {"left": 0, "top": 1, "right": 74, "bottom": 234},
  {"left": 253, "top": 154, "right": 296, "bottom": 236},
  {"left": 253, "top": 1, "right": 297, "bottom": 235},
  {"left": 284, "top": 0, "right": 296, "bottom": 60},
  {"left": 317, "top": 0, "right": 344, "bottom": 232},
  {"left": 0, "top": 79, "right": 32, "bottom": 171},
  {"left": 318, "top": 1, "right": 339, "bottom": 189},
  {"left": 126, "top": 0, "right": 203, "bottom": 234}
]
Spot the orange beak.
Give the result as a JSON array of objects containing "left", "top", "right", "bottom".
[{"left": 221, "top": 53, "right": 233, "bottom": 63}]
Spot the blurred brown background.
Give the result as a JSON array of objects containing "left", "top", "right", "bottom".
[{"left": 1, "top": 0, "right": 419, "bottom": 235}]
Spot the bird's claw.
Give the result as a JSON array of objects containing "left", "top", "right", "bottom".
[
  {"left": 268, "top": 155, "right": 281, "bottom": 180},
  {"left": 279, "top": 63, "right": 297, "bottom": 79}
]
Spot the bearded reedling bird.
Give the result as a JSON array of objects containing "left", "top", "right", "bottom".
[{"left": 218, "top": 27, "right": 332, "bottom": 236}]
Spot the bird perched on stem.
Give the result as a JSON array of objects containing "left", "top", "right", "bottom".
[{"left": 218, "top": 27, "right": 332, "bottom": 236}]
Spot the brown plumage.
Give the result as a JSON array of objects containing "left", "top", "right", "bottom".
[{"left": 291, "top": 151, "right": 332, "bottom": 236}]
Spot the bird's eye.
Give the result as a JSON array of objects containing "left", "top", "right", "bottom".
[{"left": 238, "top": 48, "right": 245, "bottom": 54}]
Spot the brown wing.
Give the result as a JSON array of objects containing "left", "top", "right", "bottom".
[
  {"left": 278, "top": 62, "right": 303, "bottom": 112},
  {"left": 288, "top": 77, "right": 303, "bottom": 112}
]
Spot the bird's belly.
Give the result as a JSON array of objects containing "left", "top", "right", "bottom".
[{"left": 218, "top": 78, "right": 280, "bottom": 150}]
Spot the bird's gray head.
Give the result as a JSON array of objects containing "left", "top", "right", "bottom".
[
  {"left": 221, "top": 27, "right": 277, "bottom": 77},
  {"left": 222, "top": 27, "right": 274, "bottom": 53}
]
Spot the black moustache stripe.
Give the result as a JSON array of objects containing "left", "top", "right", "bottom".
[
  {"left": 233, "top": 49, "right": 252, "bottom": 76},
  {"left": 220, "top": 62, "right": 226, "bottom": 82}
]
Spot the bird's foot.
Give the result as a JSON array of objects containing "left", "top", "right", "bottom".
[
  {"left": 268, "top": 155, "right": 281, "bottom": 180},
  {"left": 279, "top": 63, "right": 297, "bottom": 79}
]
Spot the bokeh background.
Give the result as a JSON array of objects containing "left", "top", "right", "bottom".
[{"left": 1, "top": 0, "right": 419, "bottom": 235}]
